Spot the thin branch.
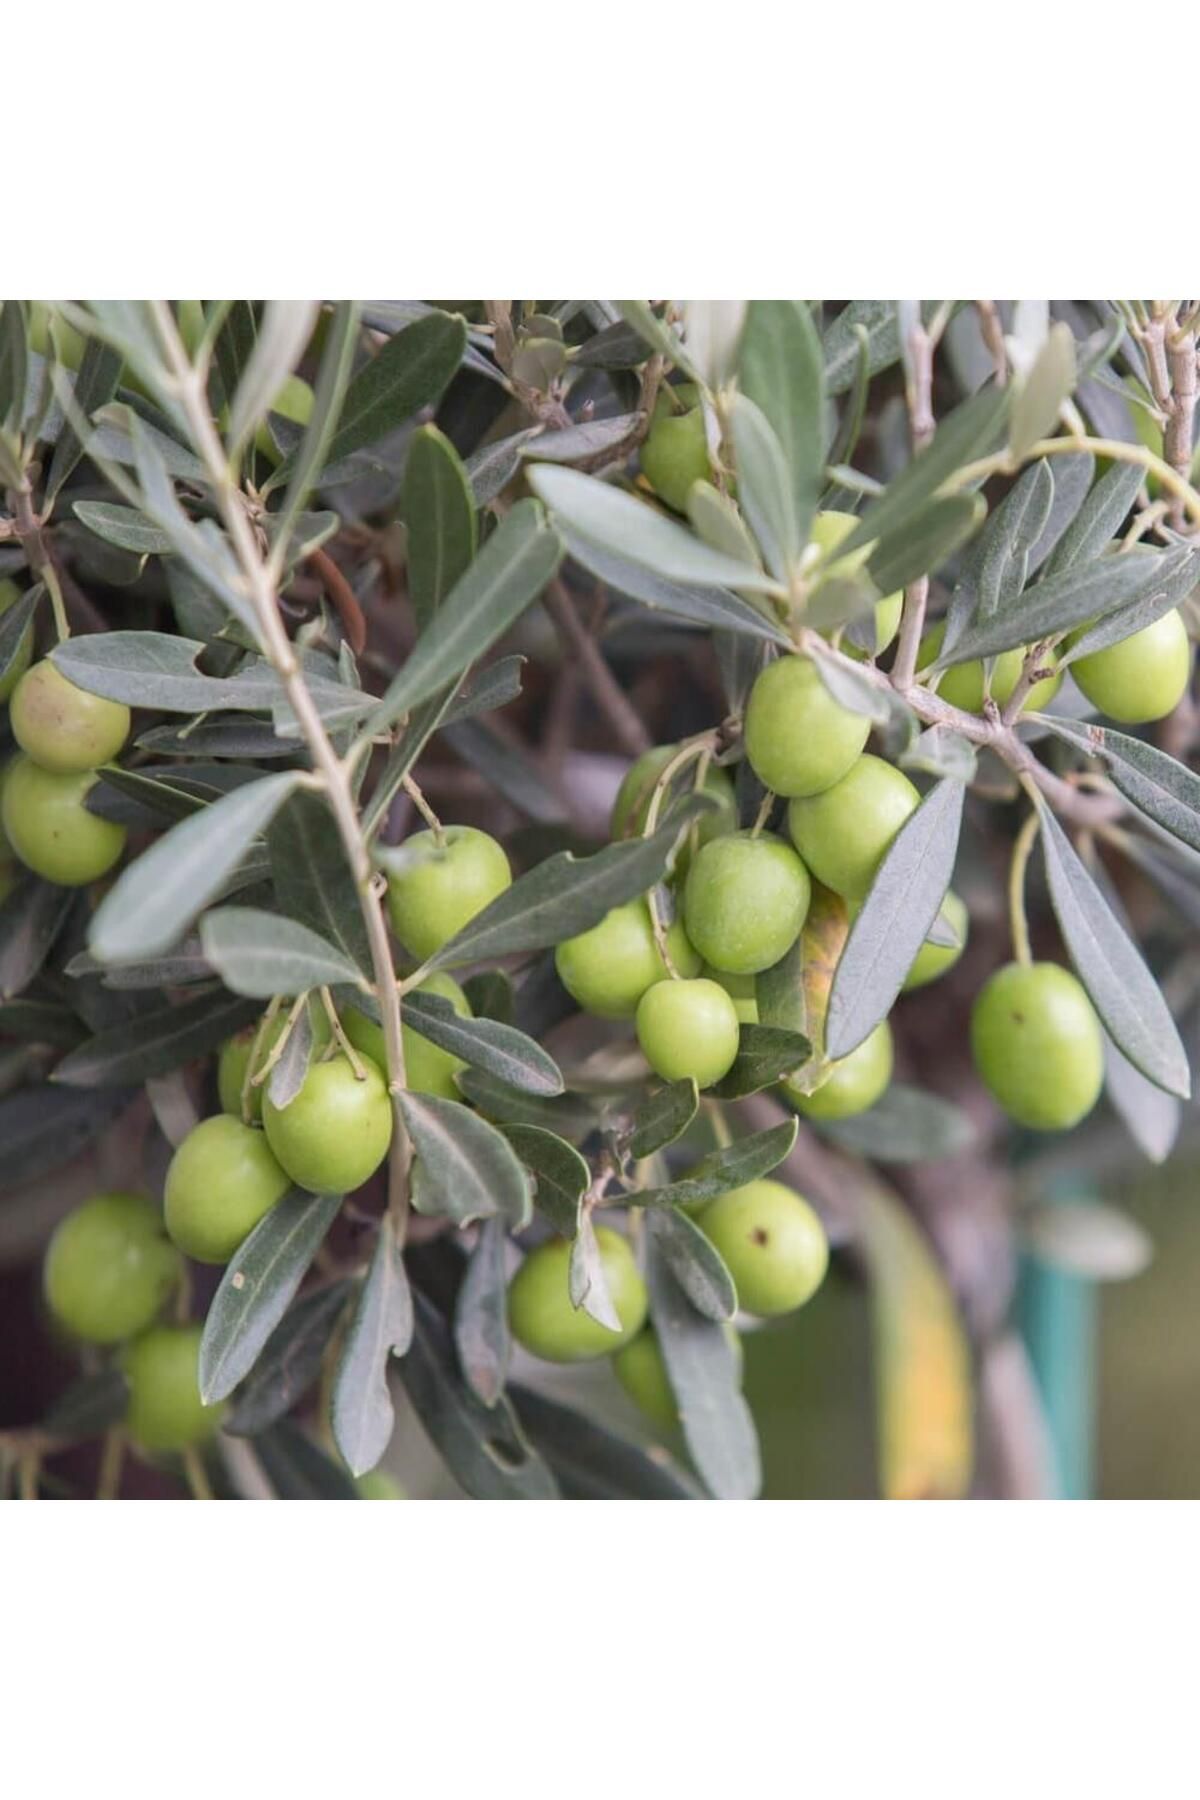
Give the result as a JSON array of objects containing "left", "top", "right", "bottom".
[{"left": 543, "top": 578, "right": 651, "bottom": 757}]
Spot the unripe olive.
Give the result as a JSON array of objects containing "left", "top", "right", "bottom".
[
  {"left": 917, "top": 621, "right": 1061, "bottom": 715},
  {"left": 640, "top": 387, "right": 710, "bottom": 514},
  {"left": 698, "top": 1179, "right": 829, "bottom": 1317},
  {"left": 555, "top": 898, "right": 700, "bottom": 1019},
  {"left": 44, "top": 1193, "right": 182, "bottom": 1344},
  {"left": 28, "top": 302, "right": 86, "bottom": 371},
  {"left": 11, "top": 659, "right": 131, "bottom": 773},
  {"left": 903, "top": 890, "right": 969, "bottom": 991},
  {"left": 613, "top": 1325, "right": 742, "bottom": 1432},
  {"left": 164, "top": 1115, "right": 292, "bottom": 1264},
  {"left": 508, "top": 1227, "right": 648, "bottom": 1362},
  {"left": 263, "top": 1052, "right": 393, "bottom": 1194},
  {"left": 386, "top": 826, "right": 512, "bottom": 963},
  {"left": 1, "top": 756, "right": 126, "bottom": 886},
  {"left": 786, "top": 754, "right": 919, "bottom": 901},
  {"left": 0, "top": 580, "right": 33, "bottom": 703},
  {"left": 1069, "top": 609, "right": 1190, "bottom": 724},
  {"left": 703, "top": 965, "right": 758, "bottom": 1023},
  {"left": 610, "top": 744, "right": 736, "bottom": 846},
  {"left": 123, "top": 1323, "right": 224, "bottom": 1454},
  {"left": 743, "top": 654, "right": 870, "bottom": 798},
  {"left": 683, "top": 830, "right": 811, "bottom": 975},
  {"left": 343, "top": 971, "right": 472, "bottom": 1101},
  {"left": 970, "top": 960, "right": 1104, "bottom": 1130},
  {"left": 217, "top": 1002, "right": 334, "bottom": 1122},
  {"left": 808, "top": 510, "right": 903, "bottom": 653},
  {"left": 785, "top": 1020, "right": 893, "bottom": 1120},
  {"left": 635, "top": 976, "right": 741, "bottom": 1089},
  {"left": 357, "top": 1471, "right": 408, "bottom": 1499}
]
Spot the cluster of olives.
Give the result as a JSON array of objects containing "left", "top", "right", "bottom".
[
  {"left": 506, "top": 1178, "right": 829, "bottom": 1430},
  {"left": 0, "top": 637, "right": 131, "bottom": 888}
]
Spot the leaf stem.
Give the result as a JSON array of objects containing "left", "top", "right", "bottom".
[
  {"left": 181, "top": 1445, "right": 214, "bottom": 1501},
  {"left": 96, "top": 1429, "right": 125, "bottom": 1500},
  {"left": 400, "top": 772, "right": 445, "bottom": 845},
  {"left": 1008, "top": 809, "right": 1041, "bottom": 968},
  {"left": 319, "top": 985, "right": 366, "bottom": 1079}
]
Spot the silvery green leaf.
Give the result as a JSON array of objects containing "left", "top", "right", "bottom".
[
  {"left": 200, "top": 907, "right": 364, "bottom": 999},
  {"left": 826, "top": 778, "right": 965, "bottom": 1060},
  {"left": 1032, "top": 716, "right": 1200, "bottom": 854},
  {"left": 560, "top": 524, "right": 788, "bottom": 644},
  {"left": 400, "top": 1091, "right": 531, "bottom": 1228},
  {"left": 521, "top": 413, "right": 641, "bottom": 465},
  {"left": 402, "top": 423, "right": 477, "bottom": 631},
  {"left": 569, "top": 1212, "right": 622, "bottom": 1331},
  {"left": 867, "top": 491, "right": 985, "bottom": 593},
  {"left": 403, "top": 990, "right": 563, "bottom": 1096},
  {"left": 266, "top": 301, "right": 360, "bottom": 562},
  {"left": 331, "top": 1216, "right": 414, "bottom": 1476},
  {"left": 839, "top": 386, "right": 1010, "bottom": 559},
  {"left": 814, "top": 1084, "right": 975, "bottom": 1163},
  {"left": 628, "top": 1079, "right": 698, "bottom": 1158},
  {"left": 711, "top": 1025, "right": 811, "bottom": 1099},
  {"left": 226, "top": 300, "right": 318, "bottom": 454},
  {"left": 738, "top": 300, "right": 824, "bottom": 548},
  {"left": 502, "top": 1123, "right": 589, "bottom": 1235},
  {"left": 72, "top": 501, "right": 174, "bottom": 556},
  {"left": 1009, "top": 322, "right": 1076, "bottom": 459},
  {"left": 729, "top": 391, "right": 800, "bottom": 582},
  {"left": 684, "top": 300, "right": 746, "bottom": 389},
  {"left": 1035, "top": 796, "right": 1190, "bottom": 1097},
  {"left": 89, "top": 772, "right": 302, "bottom": 963},
  {"left": 266, "top": 1001, "right": 314, "bottom": 1111},
  {"left": 224, "top": 1280, "right": 354, "bottom": 1436},
  {"left": 634, "top": 1119, "right": 797, "bottom": 1208},
  {"left": 51, "top": 988, "right": 260, "bottom": 1088},
  {"left": 1103, "top": 1032, "right": 1181, "bottom": 1165},
  {"left": 647, "top": 1236, "right": 759, "bottom": 1500},
  {"left": 1042, "top": 461, "right": 1143, "bottom": 579},
  {"left": 454, "top": 1216, "right": 511, "bottom": 1408},
  {"left": 613, "top": 301, "right": 700, "bottom": 381},
  {"left": 646, "top": 1207, "right": 737, "bottom": 1323}
]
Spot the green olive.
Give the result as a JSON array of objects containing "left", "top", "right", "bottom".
[
  {"left": 217, "top": 1002, "right": 334, "bottom": 1122},
  {"left": 385, "top": 826, "right": 512, "bottom": 963},
  {"left": 635, "top": 976, "right": 741, "bottom": 1088},
  {"left": 787, "top": 755, "right": 919, "bottom": 901},
  {"left": 1, "top": 755, "right": 126, "bottom": 886},
  {"left": 44, "top": 1193, "right": 182, "bottom": 1344},
  {"left": 263, "top": 1052, "right": 393, "bottom": 1195},
  {"left": 917, "top": 621, "right": 1062, "bottom": 715},
  {"left": 164, "top": 1115, "right": 292, "bottom": 1264},
  {"left": 702, "top": 965, "right": 758, "bottom": 1023},
  {"left": 610, "top": 744, "right": 736, "bottom": 846},
  {"left": 784, "top": 1020, "right": 893, "bottom": 1120},
  {"left": 11, "top": 659, "right": 131, "bottom": 773},
  {"left": 640, "top": 387, "right": 710, "bottom": 513},
  {"left": 1069, "top": 609, "right": 1191, "bottom": 724},
  {"left": 507, "top": 1227, "right": 648, "bottom": 1362},
  {"left": 123, "top": 1323, "right": 224, "bottom": 1454},
  {"left": 697, "top": 1179, "right": 829, "bottom": 1317},
  {"left": 555, "top": 898, "right": 700, "bottom": 1019},
  {"left": 903, "top": 890, "right": 969, "bottom": 991},
  {"left": 357, "top": 1471, "right": 408, "bottom": 1499},
  {"left": 682, "top": 830, "right": 811, "bottom": 974},
  {"left": 970, "top": 960, "right": 1104, "bottom": 1130},
  {"left": 743, "top": 654, "right": 870, "bottom": 798},
  {"left": 808, "top": 510, "right": 903, "bottom": 653}
]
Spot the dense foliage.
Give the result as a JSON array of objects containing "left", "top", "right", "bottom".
[{"left": 1, "top": 298, "right": 1197, "bottom": 1500}]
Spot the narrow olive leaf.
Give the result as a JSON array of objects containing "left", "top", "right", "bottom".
[
  {"left": 72, "top": 501, "right": 175, "bottom": 555},
  {"left": 1010, "top": 322, "right": 1076, "bottom": 459},
  {"left": 42, "top": 1367, "right": 130, "bottom": 1442},
  {"left": 454, "top": 1216, "right": 511, "bottom": 1408},
  {"left": 824, "top": 300, "right": 960, "bottom": 396},
  {"left": 372, "top": 500, "right": 563, "bottom": 731},
  {"left": 399, "top": 1091, "right": 531, "bottom": 1228},
  {"left": 859, "top": 1179, "right": 973, "bottom": 1500},
  {"left": 688, "top": 482, "right": 764, "bottom": 576},
  {"left": 815, "top": 1084, "right": 975, "bottom": 1163},
  {"left": 442, "top": 718, "right": 566, "bottom": 824},
  {"left": 1103, "top": 1032, "right": 1181, "bottom": 1166},
  {"left": 52, "top": 988, "right": 260, "bottom": 1088},
  {"left": 462, "top": 1070, "right": 598, "bottom": 1143},
  {"left": 1059, "top": 546, "right": 1200, "bottom": 660},
  {"left": 711, "top": 1025, "right": 811, "bottom": 1100},
  {"left": 1034, "top": 796, "right": 1190, "bottom": 1096},
  {"left": 629, "top": 1079, "right": 698, "bottom": 1158},
  {"left": 331, "top": 1215, "right": 415, "bottom": 1476},
  {"left": 224, "top": 1280, "right": 355, "bottom": 1436},
  {"left": 826, "top": 779, "right": 965, "bottom": 1061},
  {"left": 569, "top": 1212, "right": 622, "bottom": 1331},
  {"left": 528, "top": 464, "right": 785, "bottom": 597},
  {"left": 254, "top": 1419, "right": 359, "bottom": 1499},
  {"left": 0, "top": 1081, "right": 138, "bottom": 1192},
  {"left": 462, "top": 968, "right": 515, "bottom": 1023},
  {"left": 89, "top": 772, "right": 301, "bottom": 963},
  {"left": 466, "top": 427, "right": 542, "bottom": 506},
  {"left": 522, "top": 413, "right": 641, "bottom": 465},
  {"left": 571, "top": 319, "right": 656, "bottom": 370},
  {"left": 647, "top": 1237, "right": 760, "bottom": 1500},
  {"left": 425, "top": 804, "right": 708, "bottom": 971},
  {"left": 646, "top": 1207, "right": 737, "bottom": 1323},
  {"left": 398, "top": 1294, "right": 559, "bottom": 1499},
  {"left": 613, "top": 300, "right": 701, "bottom": 381},
  {"left": 738, "top": 300, "right": 824, "bottom": 548},
  {"left": 1033, "top": 715, "right": 1200, "bottom": 853},
  {"left": 1043, "top": 460, "right": 1143, "bottom": 579},
  {"left": 403, "top": 990, "right": 563, "bottom": 1097},
  {"left": 510, "top": 1384, "right": 697, "bottom": 1499},
  {"left": 729, "top": 392, "right": 800, "bottom": 581},
  {"left": 560, "top": 523, "right": 789, "bottom": 644},
  {"left": 868, "top": 491, "right": 985, "bottom": 594},
  {"left": 1021, "top": 1196, "right": 1152, "bottom": 1281},
  {"left": 934, "top": 545, "right": 1188, "bottom": 668},
  {"left": 0, "top": 998, "right": 85, "bottom": 1048},
  {"left": 264, "top": 300, "right": 360, "bottom": 558},
  {"left": 267, "top": 1001, "right": 313, "bottom": 1111},
  {"left": 956, "top": 458, "right": 1055, "bottom": 640},
  {"left": 45, "top": 335, "right": 123, "bottom": 502},
  {"left": 811, "top": 652, "right": 915, "bottom": 731},
  {"left": 900, "top": 726, "right": 978, "bottom": 782},
  {"left": 0, "top": 877, "right": 75, "bottom": 999},
  {"left": 267, "top": 788, "right": 373, "bottom": 979},
  {"left": 200, "top": 907, "right": 364, "bottom": 999},
  {"left": 226, "top": 300, "right": 318, "bottom": 454},
  {"left": 441, "top": 656, "right": 525, "bottom": 727},
  {"left": 840, "top": 386, "right": 1010, "bottom": 559},
  {"left": 634, "top": 1118, "right": 798, "bottom": 1209},
  {"left": 0, "top": 586, "right": 39, "bottom": 689},
  {"left": 501, "top": 1123, "right": 588, "bottom": 1235},
  {"left": 199, "top": 1191, "right": 343, "bottom": 1403},
  {"left": 403, "top": 424, "right": 478, "bottom": 633}
]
